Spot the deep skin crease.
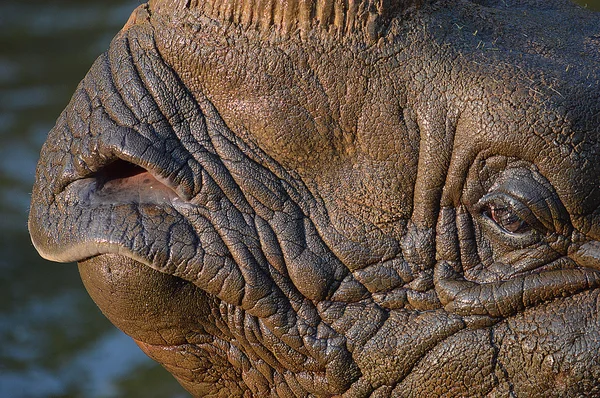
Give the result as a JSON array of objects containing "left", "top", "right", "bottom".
[{"left": 28, "top": 0, "right": 600, "bottom": 396}]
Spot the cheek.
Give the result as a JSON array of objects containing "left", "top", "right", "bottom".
[
  {"left": 494, "top": 289, "right": 600, "bottom": 396},
  {"left": 222, "top": 95, "right": 335, "bottom": 170},
  {"left": 395, "top": 289, "right": 600, "bottom": 396}
]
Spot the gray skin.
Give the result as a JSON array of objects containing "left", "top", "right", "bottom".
[{"left": 28, "top": 0, "right": 600, "bottom": 396}]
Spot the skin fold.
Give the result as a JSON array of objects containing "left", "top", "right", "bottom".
[{"left": 28, "top": 0, "right": 600, "bottom": 396}]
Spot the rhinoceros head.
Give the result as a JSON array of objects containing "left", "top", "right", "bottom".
[{"left": 29, "top": 0, "right": 600, "bottom": 396}]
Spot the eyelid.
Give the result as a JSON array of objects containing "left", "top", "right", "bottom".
[
  {"left": 476, "top": 193, "right": 545, "bottom": 233},
  {"left": 479, "top": 167, "right": 570, "bottom": 235}
]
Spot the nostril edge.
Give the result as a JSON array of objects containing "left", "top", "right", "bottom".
[
  {"left": 571, "top": 241, "right": 600, "bottom": 271},
  {"left": 88, "top": 159, "right": 183, "bottom": 206},
  {"left": 96, "top": 160, "right": 146, "bottom": 185}
]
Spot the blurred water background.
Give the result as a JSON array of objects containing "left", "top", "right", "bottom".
[
  {"left": 0, "top": 0, "right": 188, "bottom": 396},
  {"left": 0, "top": 1, "right": 599, "bottom": 397}
]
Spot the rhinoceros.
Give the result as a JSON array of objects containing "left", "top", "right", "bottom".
[{"left": 28, "top": 0, "right": 600, "bottom": 396}]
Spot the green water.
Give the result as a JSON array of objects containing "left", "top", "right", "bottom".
[
  {"left": 0, "top": 1, "right": 598, "bottom": 397},
  {"left": 580, "top": 0, "right": 600, "bottom": 8}
]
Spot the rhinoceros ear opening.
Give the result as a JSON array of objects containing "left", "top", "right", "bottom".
[{"left": 149, "top": 0, "right": 428, "bottom": 39}]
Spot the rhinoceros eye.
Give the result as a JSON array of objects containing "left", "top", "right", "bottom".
[
  {"left": 476, "top": 192, "right": 539, "bottom": 239},
  {"left": 483, "top": 203, "right": 530, "bottom": 234}
]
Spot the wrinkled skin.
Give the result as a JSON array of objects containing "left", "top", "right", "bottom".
[{"left": 29, "top": 0, "right": 600, "bottom": 396}]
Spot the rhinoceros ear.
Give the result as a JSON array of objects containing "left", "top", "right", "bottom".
[{"left": 149, "top": 0, "right": 426, "bottom": 38}]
